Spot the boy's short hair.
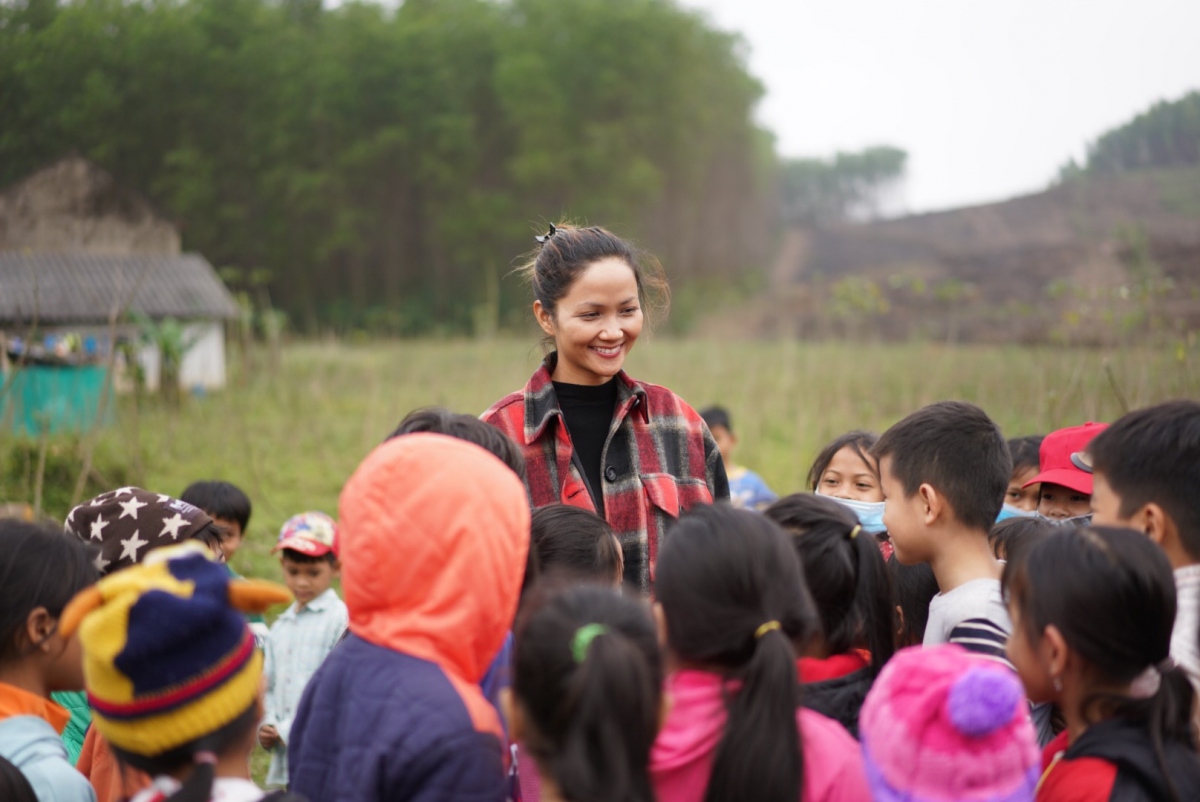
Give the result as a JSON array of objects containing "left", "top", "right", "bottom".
[
  {"left": 1088, "top": 400, "right": 1200, "bottom": 558},
  {"left": 699, "top": 406, "right": 732, "bottom": 433},
  {"left": 180, "top": 481, "right": 252, "bottom": 532},
  {"left": 872, "top": 401, "right": 1011, "bottom": 532},
  {"left": 280, "top": 547, "right": 337, "bottom": 566},
  {"left": 388, "top": 407, "right": 526, "bottom": 481}
]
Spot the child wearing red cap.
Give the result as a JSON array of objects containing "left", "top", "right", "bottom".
[
  {"left": 258, "top": 512, "right": 348, "bottom": 788},
  {"left": 1024, "top": 423, "right": 1107, "bottom": 525}
]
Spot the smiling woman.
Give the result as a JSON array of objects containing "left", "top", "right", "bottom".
[{"left": 483, "top": 225, "right": 729, "bottom": 592}]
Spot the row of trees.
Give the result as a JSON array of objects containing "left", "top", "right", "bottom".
[
  {"left": 779, "top": 146, "right": 908, "bottom": 225},
  {"left": 0, "top": 0, "right": 774, "bottom": 334},
  {"left": 1062, "top": 90, "right": 1200, "bottom": 177}
]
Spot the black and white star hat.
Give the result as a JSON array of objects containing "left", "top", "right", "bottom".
[{"left": 65, "top": 487, "right": 215, "bottom": 575}]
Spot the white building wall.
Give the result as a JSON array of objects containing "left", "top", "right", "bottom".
[{"left": 135, "top": 322, "right": 228, "bottom": 391}]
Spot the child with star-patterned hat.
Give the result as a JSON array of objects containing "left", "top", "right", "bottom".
[{"left": 62, "top": 487, "right": 231, "bottom": 802}]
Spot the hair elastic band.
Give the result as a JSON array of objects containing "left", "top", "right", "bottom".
[
  {"left": 849, "top": 525, "right": 862, "bottom": 540},
  {"left": 193, "top": 751, "right": 219, "bottom": 766},
  {"left": 755, "top": 620, "right": 781, "bottom": 640},
  {"left": 1130, "top": 664, "right": 1163, "bottom": 699},
  {"left": 571, "top": 623, "right": 609, "bottom": 663},
  {"left": 535, "top": 223, "right": 558, "bottom": 245}
]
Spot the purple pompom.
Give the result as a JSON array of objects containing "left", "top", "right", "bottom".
[{"left": 947, "top": 667, "right": 1021, "bottom": 737}]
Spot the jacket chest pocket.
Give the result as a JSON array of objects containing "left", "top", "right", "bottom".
[{"left": 641, "top": 473, "right": 713, "bottom": 519}]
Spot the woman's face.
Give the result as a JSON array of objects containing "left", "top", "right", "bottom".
[
  {"left": 535, "top": 258, "right": 643, "bottom": 386},
  {"left": 815, "top": 445, "right": 883, "bottom": 502}
]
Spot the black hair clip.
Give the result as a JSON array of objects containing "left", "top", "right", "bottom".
[{"left": 535, "top": 223, "right": 557, "bottom": 245}]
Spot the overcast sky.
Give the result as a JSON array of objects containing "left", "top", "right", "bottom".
[{"left": 677, "top": 0, "right": 1200, "bottom": 213}]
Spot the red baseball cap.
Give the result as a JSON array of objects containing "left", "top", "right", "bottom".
[
  {"left": 1022, "top": 422, "right": 1108, "bottom": 495},
  {"left": 273, "top": 511, "right": 339, "bottom": 558}
]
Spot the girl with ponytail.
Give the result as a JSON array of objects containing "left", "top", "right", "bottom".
[
  {"left": 650, "top": 504, "right": 870, "bottom": 802},
  {"left": 1005, "top": 526, "right": 1200, "bottom": 801},
  {"left": 765, "top": 493, "right": 896, "bottom": 737},
  {"left": 508, "top": 584, "right": 662, "bottom": 802}
]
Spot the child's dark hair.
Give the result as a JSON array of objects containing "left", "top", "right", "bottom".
[
  {"left": 656, "top": 504, "right": 817, "bottom": 802},
  {"left": 886, "top": 555, "right": 938, "bottom": 647},
  {"left": 180, "top": 481, "right": 252, "bottom": 532},
  {"left": 699, "top": 406, "right": 732, "bottom": 434},
  {"left": 764, "top": 493, "right": 895, "bottom": 676},
  {"left": 989, "top": 516, "right": 1055, "bottom": 562},
  {"left": 1088, "top": 400, "right": 1200, "bottom": 560},
  {"left": 0, "top": 755, "right": 36, "bottom": 802},
  {"left": 0, "top": 520, "right": 97, "bottom": 663},
  {"left": 1005, "top": 526, "right": 1194, "bottom": 801},
  {"left": 280, "top": 547, "right": 337, "bottom": 567},
  {"left": 806, "top": 430, "right": 879, "bottom": 492},
  {"left": 513, "top": 584, "right": 661, "bottom": 802},
  {"left": 520, "top": 224, "right": 670, "bottom": 328},
  {"left": 388, "top": 406, "right": 527, "bottom": 481},
  {"left": 112, "top": 703, "right": 260, "bottom": 802},
  {"left": 872, "top": 401, "right": 1012, "bottom": 531},
  {"left": 530, "top": 505, "right": 621, "bottom": 585},
  {"left": 1007, "top": 435, "right": 1044, "bottom": 475}
]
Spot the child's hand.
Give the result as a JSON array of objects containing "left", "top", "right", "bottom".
[{"left": 258, "top": 724, "right": 280, "bottom": 750}]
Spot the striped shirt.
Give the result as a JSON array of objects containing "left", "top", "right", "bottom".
[{"left": 262, "top": 587, "right": 348, "bottom": 787}]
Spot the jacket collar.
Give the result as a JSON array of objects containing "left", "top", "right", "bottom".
[
  {"left": 521, "top": 352, "right": 648, "bottom": 446},
  {"left": 0, "top": 681, "right": 70, "bottom": 733}
]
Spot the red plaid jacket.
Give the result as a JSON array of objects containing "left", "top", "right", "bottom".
[{"left": 483, "top": 354, "right": 729, "bottom": 592}]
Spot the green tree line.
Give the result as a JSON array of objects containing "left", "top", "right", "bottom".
[
  {"left": 779, "top": 146, "right": 907, "bottom": 225},
  {"left": 1062, "top": 89, "right": 1200, "bottom": 178},
  {"left": 0, "top": 0, "right": 774, "bottom": 334}
]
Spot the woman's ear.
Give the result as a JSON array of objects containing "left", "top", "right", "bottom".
[{"left": 533, "top": 301, "right": 556, "bottom": 338}]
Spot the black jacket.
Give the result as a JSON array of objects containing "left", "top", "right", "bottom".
[
  {"left": 801, "top": 667, "right": 873, "bottom": 739},
  {"left": 1067, "top": 717, "right": 1200, "bottom": 802}
]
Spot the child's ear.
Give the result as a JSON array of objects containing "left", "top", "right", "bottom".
[
  {"left": 917, "top": 483, "right": 942, "bottom": 524},
  {"left": 653, "top": 602, "right": 668, "bottom": 650},
  {"left": 499, "top": 688, "right": 523, "bottom": 743},
  {"left": 1141, "top": 503, "right": 1171, "bottom": 547},
  {"left": 25, "top": 607, "right": 55, "bottom": 653},
  {"left": 1043, "top": 624, "right": 1069, "bottom": 683}
]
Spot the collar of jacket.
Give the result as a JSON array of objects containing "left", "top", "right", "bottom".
[{"left": 521, "top": 352, "right": 649, "bottom": 446}]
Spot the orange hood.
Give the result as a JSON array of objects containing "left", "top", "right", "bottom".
[{"left": 339, "top": 433, "right": 530, "bottom": 689}]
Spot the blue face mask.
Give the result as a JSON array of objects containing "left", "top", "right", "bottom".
[
  {"left": 996, "top": 504, "right": 1038, "bottom": 523},
  {"left": 1037, "top": 512, "right": 1094, "bottom": 528},
  {"left": 825, "top": 495, "right": 887, "bottom": 535}
]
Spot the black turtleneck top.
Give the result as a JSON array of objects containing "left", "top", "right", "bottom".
[{"left": 552, "top": 378, "right": 619, "bottom": 516}]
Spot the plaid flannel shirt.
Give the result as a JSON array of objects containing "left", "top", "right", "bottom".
[{"left": 483, "top": 354, "right": 729, "bottom": 591}]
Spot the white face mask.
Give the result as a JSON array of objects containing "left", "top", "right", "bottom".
[
  {"left": 996, "top": 504, "right": 1037, "bottom": 523},
  {"left": 1037, "top": 512, "right": 1094, "bottom": 528},
  {"left": 826, "top": 496, "right": 887, "bottom": 535}
]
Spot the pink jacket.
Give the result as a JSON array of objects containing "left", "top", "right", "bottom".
[{"left": 651, "top": 670, "right": 871, "bottom": 802}]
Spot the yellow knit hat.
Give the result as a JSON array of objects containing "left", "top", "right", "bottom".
[{"left": 60, "top": 542, "right": 290, "bottom": 756}]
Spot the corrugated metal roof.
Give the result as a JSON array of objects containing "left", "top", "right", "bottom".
[{"left": 0, "top": 252, "right": 240, "bottom": 323}]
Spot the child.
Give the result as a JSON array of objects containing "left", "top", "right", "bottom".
[
  {"left": 1087, "top": 400, "right": 1200, "bottom": 700},
  {"left": 859, "top": 644, "right": 1039, "bottom": 802},
  {"left": 180, "top": 480, "right": 253, "bottom": 562},
  {"left": 387, "top": 406, "right": 527, "bottom": 480},
  {"left": 989, "top": 517, "right": 1055, "bottom": 562},
  {"left": 0, "top": 520, "right": 97, "bottom": 802},
  {"left": 530, "top": 505, "right": 623, "bottom": 586},
  {"left": 259, "top": 512, "right": 348, "bottom": 789},
  {"left": 507, "top": 584, "right": 662, "bottom": 802},
  {"left": 700, "top": 406, "right": 776, "bottom": 511},
  {"left": 59, "top": 542, "right": 292, "bottom": 802},
  {"left": 807, "top": 431, "right": 888, "bottom": 554},
  {"left": 1005, "top": 527, "right": 1200, "bottom": 800},
  {"left": 1022, "top": 422, "right": 1107, "bottom": 525},
  {"left": 887, "top": 556, "right": 938, "bottom": 647},
  {"left": 765, "top": 493, "right": 895, "bottom": 737},
  {"left": 651, "top": 504, "right": 871, "bottom": 802},
  {"left": 872, "top": 401, "right": 1012, "bottom": 650},
  {"left": 1001, "top": 436, "right": 1043, "bottom": 518},
  {"left": 288, "top": 434, "right": 530, "bottom": 802}
]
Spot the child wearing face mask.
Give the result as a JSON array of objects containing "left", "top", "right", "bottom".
[
  {"left": 808, "top": 431, "right": 889, "bottom": 557},
  {"left": 1023, "top": 423, "right": 1107, "bottom": 526},
  {"left": 999, "top": 436, "right": 1043, "bottom": 521}
]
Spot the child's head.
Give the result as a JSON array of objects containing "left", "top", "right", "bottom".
[
  {"left": 510, "top": 584, "right": 661, "bottom": 802},
  {"left": 860, "top": 644, "right": 1039, "bottom": 802},
  {"left": 988, "top": 516, "right": 1055, "bottom": 562},
  {"left": 764, "top": 493, "right": 895, "bottom": 674},
  {"left": 1024, "top": 422, "right": 1107, "bottom": 523},
  {"left": 273, "top": 512, "right": 340, "bottom": 606},
  {"left": 872, "top": 402, "right": 1010, "bottom": 562},
  {"left": 66, "top": 488, "right": 225, "bottom": 575},
  {"left": 699, "top": 406, "right": 736, "bottom": 464},
  {"left": 530, "top": 505, "right": 623, "bottom": 587},
  {"left": 1088, "top": 401, "right": 1200, "bottom": 567},
  {"left": 1005, "top": 436, "right": 1043, "bottom": 513},
  {"left": 1004, "top": 527, "right": 1193, "bottom": 750},
  {"left": 388, "top": 406, "right": 526, "bottom": 481},
  {"left": 60, "top": 543, "right": 289, "bottom": 799},
  {"left": 807, "top": 430, "right": 882, "bottom": 502},
  {"left": 0, "top": 520, "right": 98, "bottom": 694},
  {"left": 655, "top": 504, "right": 816, "bottom": 802},
  {"left": 179, "top": 480, "right": 252, "bottom": 561},
  {"left": 887, "top": 555, "right": 938, "bottom": 647}
]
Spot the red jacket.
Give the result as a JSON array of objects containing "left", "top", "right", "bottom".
[{"left": 483, "top": 354, "right": 728, "bottom": 591}]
